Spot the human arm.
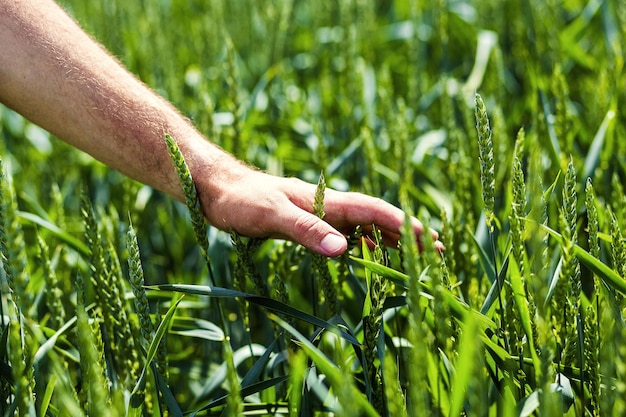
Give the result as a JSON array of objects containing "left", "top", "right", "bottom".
[{"left": 0, "top": 0, "right": 440, "bottom": 257}]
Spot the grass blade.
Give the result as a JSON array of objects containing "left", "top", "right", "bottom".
[
  {"left": 509, "top": 255, "right": 542, "bottom": 377},
  {"left": 269, "top": 314, "right": 379, "bottom": 417},
  {"left": 131, "top": 295, "right": 183, "bottom": 401},
  {"left": 449, "top": 313, "right": 480, "bottom": 416},
  {"left": 150, "top": 284, "right": 360, "bottom": 345},
  {"left": 543, "top": 224, "right": 626, "bottom": 294},
  {"left": 153, "top": 363, "right": 184, "bottom": 417},
  {"left": 196, "top": 376, "right": 289, "bottom": 412},
  {"left": 16, "top": 211, "right": 89, "bottom": 256},
  {"left": 583, "top": 108, "right": 616, "bottom": 181}
]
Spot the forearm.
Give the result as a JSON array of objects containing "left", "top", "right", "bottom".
[{"left": 0, "top": 0, "right": 237, "bottom": 202}]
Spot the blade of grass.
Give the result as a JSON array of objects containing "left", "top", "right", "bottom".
[
  {"left": 16, "top": 211, "right": 90, "bottom": 256},
  {"left": 448, "top": 312, "right": 480, "bottom": 416},
  {"left": 39, "top": 373, "right": 56, "bottom": 416},
  {"left": 538, "top": 89, "right": 563, "bottom": 168},
  {"left": 269, "top": 313, "right": 379, "bottom": 417},
  {"left": 34, "top": 316, "right": 78, "bottom": 364},
  {"left": 542, "top": 224, "right": 626, "bottom": 294},
  {"left": 349, "top": 256, "right": 411, "bottom": 289},
  {"left": 479, "top": 252, "right": 510, "bottom": 315},
  {"left": 583, "top": 108, "right": 616, "bottom": 181},
  {"left": 152, "top": 362, "right": 183, "bottom": 417},
  {"left": 471, "top": 225, "right": 498, "bottom": 285},
  {"left": 150, "top": 284, "right": 360, "bottom": 345},
  {"left": 349, "top": 256, "right": 496, "bottom": 329},
  {"left": 195, "top": 376, "right": 289, "bottom": 413},
  {"left": 130, "top": 294, "right": 183, "bottom": 401},
  {"left": 509, "top": 255, "right": 542, "bottom": 377},
  {"left": 170, "top": 317, "right": 225, "bottom": 342},
  {"left": 192, "top": 344, "right": 270, "bottom": 404},
  {"left": 241, "top": 339, "right": 279, "bottom": 385}
]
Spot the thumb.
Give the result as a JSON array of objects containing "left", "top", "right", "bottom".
[{"left": 285, "top": 209, "right": 347, "bottom": 257}]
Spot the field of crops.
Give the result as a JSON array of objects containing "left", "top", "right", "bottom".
[{"left": 2, "top": 0, "right": 626, "bottom": 416}]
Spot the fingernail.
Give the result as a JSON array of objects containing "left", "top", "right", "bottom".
[{"left": 320, "top": 234, "right": 347, "bottom": 256}]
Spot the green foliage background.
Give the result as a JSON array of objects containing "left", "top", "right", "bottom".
[{"left": 2, "top": 0, "right": 626, "bottom": 416}]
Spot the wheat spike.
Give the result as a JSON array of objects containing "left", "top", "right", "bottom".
[
  {"left": 585, "top": 179, "right": 600, "bottom": 260},
  {"left": 75, "top": 272, "right": 110, "bottom": 416},
  {"left": 39, "top": 235, "right": 65, "bottom": 330},
  {"left": 363, "top": 229, "right": 387, "bottom": 413},
  {"left": 127, "top": 221, "right": 155, "bottom": 349},
  {"left": 312, "top": 172, "right": 337, "bottom": 316},
  {"left": 7, "top": 303, "right": 35, "bottom": 416},
  {"left": 510, "top": 128, "right": 527, "bottom": 271},
  {"left": 475, "top": 93, "right": 496, "bottom": 231},
  {"left": 164, "top": 133, "right": 212, "bottom": 277}
]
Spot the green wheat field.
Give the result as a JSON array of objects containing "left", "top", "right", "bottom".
[{"left": 2, "top": 0, "right": 626, "bottom": 416}]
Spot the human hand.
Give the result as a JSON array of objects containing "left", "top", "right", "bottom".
[
  {"left": 196, "top": 162, "right": 442, "bottom": 257},
  {"left": 0, "top": 0, "right": 440, "bottom": 259}
]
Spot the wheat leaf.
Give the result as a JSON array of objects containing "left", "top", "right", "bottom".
[
  {"left": 509, "top": 255, "right": 542, "bottom": 375},
  {"left": 448, "top": 313, "right": 480, "bottom": 416},
  {"left": 583, "top": 108, "right": 615, "bottom": 181},
  {"left": 196, "top": 376, "right": 289, "bottom": 413},
  {"left": 16, "top": 211, "right": 90, "bottom": 256},
  {"left": 149, "top": 284, "right": 359, "bottom": 345},
  {"left": 542, "top": 224, "right": 626, "bottom": 294},
  {"left": 153, "top": 363, "right": 184, "bottom": 417},
  {"left": 270, "top": 314, "right": 379, "bottom": 417},
  {"left": 131, "top": 295, "right": 183, "bottom": 399}
]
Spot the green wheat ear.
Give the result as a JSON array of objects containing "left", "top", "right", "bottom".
[
  {"left": 510, "top": 128, "right": 527, "bottom": 272},
  {"left": 75, "top": 271, "right": 109, "bottom": 415},
  {"left": 561, "top": 157, "right": 578, "bottom": 242},
  {"left": 39, "top": 235, "right": 65, "bottom": 330},
  {"left": 127, "top": 220, "right": 155, "bottom": 349},
  {"left": 585, "top": 178, "right": 600, "bottom": 259},
  {"left": 561, "top": 158, "right": 581, "bottom": 300},
  {"left": 313, "top": 170, "right": 326, "bottom": 219},
  {"left": 8, "top": 304, "right": 35, "bottom": 415},
  {"left": 474, "top": 93, "right": 496, "bottom": 231},
  {"left": 164, "top": 134, "right": 212, "bottom": 274},
  {"left": 363, "top": 228, "right": 387, "bottom": 414},
  {"left": 0, "top": 158, "right": 30, "bottom": 314},
  {"left": 0, "top": 158, "right": 12, "bottom": 291},
  {"left": 312, "top": 171, "right": 337, "bottom": 316}
]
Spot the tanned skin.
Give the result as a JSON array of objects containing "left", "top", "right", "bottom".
[{"left": 0, "top": 0, "right": 441, "bottom": 257}]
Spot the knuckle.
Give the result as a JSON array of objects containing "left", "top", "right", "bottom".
[{"left": 293, "top": 212, "right": 322, "bottom": 236}]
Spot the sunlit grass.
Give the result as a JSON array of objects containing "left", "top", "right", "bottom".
[{"left": 2, "top": 0, "right": 626, "bottom": 415}]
